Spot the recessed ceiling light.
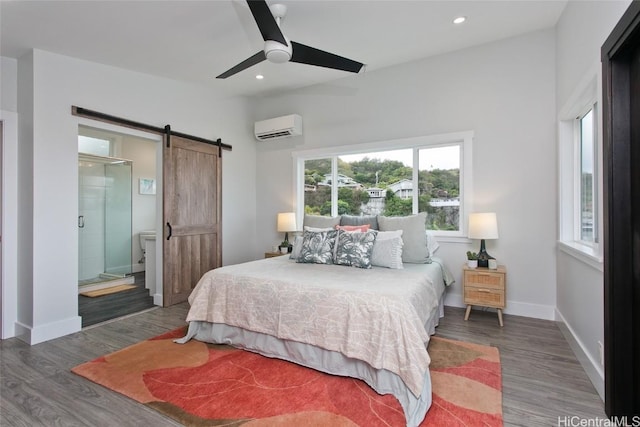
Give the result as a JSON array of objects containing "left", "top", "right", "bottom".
[
  {"left": 453, "top": 16, "right": 467, "bottom": 24},
  {"left": 256, "top": 74, "right": 264, "bottom": 80}
]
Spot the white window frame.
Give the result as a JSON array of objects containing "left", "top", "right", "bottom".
[
  {"left": 292, "top": 131, "right": 473, "bottom": 240},
  {"left": 558, "top": 72, "right": 603, "bottom": 269}
]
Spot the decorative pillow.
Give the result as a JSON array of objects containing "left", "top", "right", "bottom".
[
  {"left": 371, "top": 230, "right": 404, "bottom": 269},
  {"left": 303, "top": 214, "right": 341, "bottom": 229},
  {"left": 377, "top": 212, "right": 429, "bottom": 263},
  {"left": 335, "top": 224, "right": 371, "bottom": 232},
  {"left": 335, "top": 230, "right": 377, "bottom": 269},
  {"left": 340, "top": 215, "right": 379, "bottom": 230},
  {"left": 296, "top": 230, "right": 338, "bottom": 264},
  {"left": 289, "top": 235, "right": 304, "bottom": 260}
]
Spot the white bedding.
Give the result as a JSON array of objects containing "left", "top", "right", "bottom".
[{"left": 178, "top": 255, "right": 453, "bottom": 426}]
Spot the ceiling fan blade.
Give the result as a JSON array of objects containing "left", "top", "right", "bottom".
[
  {"left": 247, "top": 0, "right": 287, "bottom": 45},
  {"left": 290, "top": 41, "right": 364, "bottom": 73},
  {"left": 216, "top": 51, "right": 266, "bottom": 79}
]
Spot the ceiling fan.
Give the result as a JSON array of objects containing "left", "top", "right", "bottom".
[{"left": 217, "top": 0, "right": 365, "bottom": 79}]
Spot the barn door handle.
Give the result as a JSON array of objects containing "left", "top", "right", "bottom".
[{"left": 166, "top": 222, "right": 172, "bottom": 240}]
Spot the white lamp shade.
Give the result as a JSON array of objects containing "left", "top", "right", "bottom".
[
  {"left": 468, "top": 212, "right": 499, "bottom": 239},
  {"left": 277, "top": 212, "right": 297, "bottom": 232}
]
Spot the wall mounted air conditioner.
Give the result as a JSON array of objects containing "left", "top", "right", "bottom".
[{"left": 254, "top": 114, "right": 302, "bottom": 141}]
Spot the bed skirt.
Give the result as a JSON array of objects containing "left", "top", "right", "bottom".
[
  {"left": 175, "top": 294, "right": 445, "bottom": 427},
  {"left": 176, "top": 321, "right": 431, "bottom": 427}
]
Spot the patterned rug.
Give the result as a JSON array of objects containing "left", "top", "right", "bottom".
[{"left": 72, "top": 327, "right": 502, "bottom": 426}]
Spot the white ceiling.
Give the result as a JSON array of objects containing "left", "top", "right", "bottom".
[{"left": 0, "top": 0, "right": 567, "bottom": 98}]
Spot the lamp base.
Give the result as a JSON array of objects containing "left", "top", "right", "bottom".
[
  {"left": 477, "top": 239, "right": 495, "bottom": 268},
  {"left": 280, "top": 232, "right": 292, "bottom": 253}
]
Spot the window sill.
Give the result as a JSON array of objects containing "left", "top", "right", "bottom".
[
  {"left": 433, "top": 235, "right": 470, "bottom": 244},
  {"left": 558, "top": 241, "right": 603, "bottom": 272}
]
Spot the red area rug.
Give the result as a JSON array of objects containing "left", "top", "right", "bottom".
[{"left": 72, "top": 327, "right": 502, "bottom": 426}]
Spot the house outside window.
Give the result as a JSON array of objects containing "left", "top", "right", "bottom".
[{"left": 294, "top": 131, "right": 473, "bottom": 237}]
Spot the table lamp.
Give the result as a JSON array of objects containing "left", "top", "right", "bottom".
[
  {"left": 277, "top": 212, "right": 297, "bottom": 251},
  {"left": 468, "top": 212, "right": 499, "bottom": 268}
]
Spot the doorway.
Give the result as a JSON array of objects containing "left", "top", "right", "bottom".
[
  {"left": 0, "top": 120, "right": 3, "bottom": 335},
  {"left": 72, "top": 106, "right": 229, "bottom": 315},
  {"left": 77, "top": 124, "right": 160, "bottom": 327},
  {"left": 601, "top": 1, "right": 640, "bottom": 416}
]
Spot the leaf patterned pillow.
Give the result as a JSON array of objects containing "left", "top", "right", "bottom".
[
  {"left": 335, "top": 230, "right": 377, "bottom": 269},
  {"left": 296, "top": 230, "right": 338, "bottom": 264}
]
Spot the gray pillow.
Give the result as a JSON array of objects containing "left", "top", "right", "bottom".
[
  {"left": 377, "top": 212, "right": 429, "bottom": 263},
  {"left": 296, "top": 230, "right": 338, "bottom": 264},
  {"left": 303, "top": 214, "right": 341, "bottom": 229},
  {"left": 340, "top": 215, "right": 379, "bottom": 230},
  {"left": 335, "top": 230, "right": 377, "bottom": 269}
]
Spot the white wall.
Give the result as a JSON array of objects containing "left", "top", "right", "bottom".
[
  {"left": 12, "top": 49, "right": 257, "bottom": 343},
  {"left": 1, "top": 57, "right": 18, "bottom": 112},
  {"left": 554, "top": 0, "right": 632, "bottom": 400},
  {"left": 120, "top": 134, "right": 158, "bottom": 273},
  {"left": 1, "top": 57, "right": 19, "bottom": 338},
  {"left": 253, "top": 29, "right": 558, "bottom": 319}
]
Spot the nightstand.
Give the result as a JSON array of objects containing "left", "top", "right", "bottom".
[
  {"left": 463, "top": 265, "right": 506, "bottom": 326},
  {"left": 264, "top": 251, "right": 287, "bottom": 258}
]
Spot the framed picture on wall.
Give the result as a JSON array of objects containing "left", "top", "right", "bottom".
[{"left": 139, "top": 178, "right": 156, "bottom": 195}]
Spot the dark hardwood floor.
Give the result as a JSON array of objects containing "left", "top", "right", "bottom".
[
  {"left": 78, "top": 272, "right": 156, "bottom": 327},
  {"left": 0, "top": 305, "right": 605, "bottom": 426}
]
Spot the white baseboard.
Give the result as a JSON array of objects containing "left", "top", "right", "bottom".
[
  {"left": 444, "top": 292, "right": 556, "bottom": 320},
  {"left": 555, "top": 309, "right": 605, "bottom": 401},
  {"left": 153, "top": 293, "right": 163, "bottom": 306},
  {"left": 16, "top": 316, "right": 82, "bottom": 345}
]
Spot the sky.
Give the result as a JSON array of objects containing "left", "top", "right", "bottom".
[{"left": 339, "top": 145, "right": 460, "bottom": 171}]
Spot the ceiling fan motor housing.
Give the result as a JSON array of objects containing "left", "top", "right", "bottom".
[{"left": 264, "top": 39, "right": 292, "bottom": 63}]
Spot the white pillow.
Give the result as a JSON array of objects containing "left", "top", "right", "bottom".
[
  {"left": 371, "top": 230, "right": 404, "bottom": 269},
  {"left": 426, "top": 231, "right": 440, "bottom": 255}
]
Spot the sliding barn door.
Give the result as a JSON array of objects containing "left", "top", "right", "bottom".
[{"left": 163, "top": 134, "right": 221, "bottom": 306}]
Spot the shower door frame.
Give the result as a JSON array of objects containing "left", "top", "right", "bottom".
[{"left": 77, "top": 152, "right": 134, "bottom": 284}]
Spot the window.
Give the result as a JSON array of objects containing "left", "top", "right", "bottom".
[
  {"left": 78, "top": 135, "right": 111, "bottom": 157},
  {"left": 579, "top": 107, "right": 597, "bottom": 243},
  {"left": 294, "top": 132, "right": 473, "bottom": 237},
  {"left": 558, "top": 74, "right": 602, "bottom": 265}
]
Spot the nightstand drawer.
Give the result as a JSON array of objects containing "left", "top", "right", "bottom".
[
  {"left": 265, "top": 251, "right": 287, "bottom": 258},
  {"left": 463, "top": 270, "right": 505, "bottom": 290},
  {"left": 464, "top": 286, "right": 505, "bottom": 308}
]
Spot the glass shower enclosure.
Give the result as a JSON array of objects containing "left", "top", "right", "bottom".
[{"left": 78, "top": 153, "right": 133, "bottom": 287}]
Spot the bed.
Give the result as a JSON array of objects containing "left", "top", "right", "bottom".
[{"left": 176, "top": 247, "right": 454, "bottom": 427}]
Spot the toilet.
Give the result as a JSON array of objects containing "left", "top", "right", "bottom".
[{"left": 138, "top": 230, "right": 156, "bottom": 259}]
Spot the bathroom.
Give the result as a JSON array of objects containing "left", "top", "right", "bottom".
[{"left": 77, "top": 125, "right": 160, "bottom": 326}]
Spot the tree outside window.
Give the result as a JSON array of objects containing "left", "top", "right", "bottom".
[{"left": 302, "top": 145, "right": 461, "bottom": 231}]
